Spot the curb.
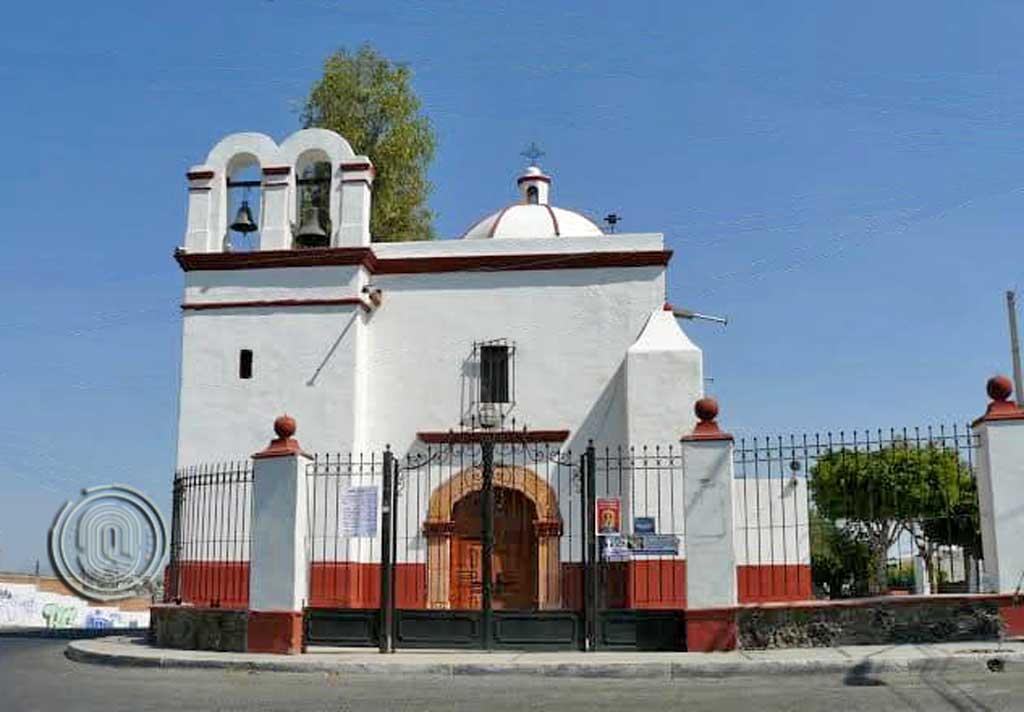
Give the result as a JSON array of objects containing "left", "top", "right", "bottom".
[{"left": 65, "top": 639, "right": 1024, "bottom": 679}]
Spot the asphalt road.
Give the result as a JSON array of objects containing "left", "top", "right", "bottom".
[{"left": 3, "top": 637, "right": 1024, "bottom": 712}]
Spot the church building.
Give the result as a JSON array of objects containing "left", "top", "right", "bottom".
[{"left": 169, "top": 128, "right": 808, "bottom": 633}]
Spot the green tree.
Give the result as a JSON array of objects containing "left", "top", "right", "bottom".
[
  {"left": 810, "top": 444, "right": 969, "bottom": 594},
  {"left": 809, "top": 510, "right": 873, "bottom": 598},
  {"left": 302, "top": 45, "right": 436, "bottom": 241}
]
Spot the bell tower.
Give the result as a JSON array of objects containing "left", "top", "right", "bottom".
[{"left": 181, "top": 129, "right": 375, "bottom": 253}]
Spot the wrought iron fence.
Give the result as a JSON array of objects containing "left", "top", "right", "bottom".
[
  {"left": 166, "top": 460, "right": 253, "bottom": 608},
  {"left": 591, "top": 445, "right": 686, "bottom": 611},
  {"left": 162, "top": 423, "right": 982, "bottom": 649},
  {"left": 733, "top": 424, "right": 981, "bottom": 601},
  {"left": 305, "top": 451, "right": 388, "bottom": 609}
]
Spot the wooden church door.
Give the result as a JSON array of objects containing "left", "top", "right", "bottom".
[{"left": 451, "top": 489, "right": 538, "bottom": 610}]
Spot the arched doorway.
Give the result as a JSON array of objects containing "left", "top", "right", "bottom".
[
  {"left": 423, "top": 465, "right": 563, "bottom": 610},
  {"left": 451, "top": 488, "right": 537, "bottom": 610}
]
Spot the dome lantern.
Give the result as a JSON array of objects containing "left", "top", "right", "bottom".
[
  {"left": 517, "top": 165, "right": 551, "bottom": 206},
  {"left": 462, "top": 158, "right": 604, "bottom": 240}
]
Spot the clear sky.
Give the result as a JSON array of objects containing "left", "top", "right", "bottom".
[{"left": 0, "top": 1, "right": 1020, "bottom": 571}]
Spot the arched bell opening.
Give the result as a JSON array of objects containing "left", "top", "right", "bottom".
[
  {"left": 294, "top": 149, "right": 333, "bottom": 248},
  {"left": 225, "top": 154, "right": 262, "bottom": 251}
]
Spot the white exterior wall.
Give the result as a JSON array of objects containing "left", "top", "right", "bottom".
[
  {"left": 732, "top": 477, "right": 811, "bottom": 567},
  {"left": 625, "top": 309, "right": 703, "bottom": 445},
  {"left": 175, "top": 233, "right": 708, "bottom": 572}
]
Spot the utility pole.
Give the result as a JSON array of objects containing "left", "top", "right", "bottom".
[{"left": 1007, "top": 290, "right": 1024, "bottom": 407}]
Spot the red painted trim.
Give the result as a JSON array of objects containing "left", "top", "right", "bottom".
[
  {"left": 543, "top": 205, "right": 561, "bottom": 236},
  {"left": 187, "top": 170, "right": 215, "bottom": 180},
  {"left": 340, "top": 161, "right": 374, "bottom": 172},
  {"left": 175, "top": 247, "right": 377, "bottom": 272},
  {"left": 738, "top": 564, "right": 813, "bottom": 603},
  {"left": 417, "top": 429, "right": 570, "bottom": 444},
  {"left": 175, "top": 246, "right": 673, "bottom": 275},
  {"left": 681, "top": 422, "right": 734, "bottom": 442},
  {"left": 1001, "top": 601, "right": 1024, "bottom": 637},
  {"left": 459, "top": 211, "right": 495, "bottom": 239},
  {"left": 736, "top": 593, "right": 1023, "bottom": 611},
  {"left": 374, "top": 250, "right": 672, "bottom": 275},
  {"left": 182, "top": 298, "right": 369, "bottom": 312},
  {"left": 973, "top": 399, "right": 1024, "bottom": 426},
  {"left": 247, "top": 610, "right": 303, "bottom": 654},
  {"left": 253, "top": 435, "right": 310, "bottom": 459},
  {"left": 685, "top": 607, "right": 737, "bottom": 651},
  {"left": 487, "top": 206, "right": 512, "bottom": 238},
  {"left": 262, "top": 165, "right": 291, "bottom": 176},
  {"left": 517, "top": 174, "right": 551, "bottom": 185}
]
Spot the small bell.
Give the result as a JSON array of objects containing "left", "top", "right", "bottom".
[
  {"left": 230, "top": 200, "right": 258, "bottom": 234},
  {"left": 294, "top": 206, "right": 329, "bottom": 247}
]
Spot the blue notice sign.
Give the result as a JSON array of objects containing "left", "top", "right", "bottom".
[{"left": 634, "top": 517, "right": 656, "bottom": 535}]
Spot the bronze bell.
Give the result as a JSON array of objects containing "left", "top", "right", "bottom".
[
  {"left": 230, "top": 200, "right": 258, "bottom": 233},
  {"left": 294, "top": 205, "right": 329, "bottom": 247}
]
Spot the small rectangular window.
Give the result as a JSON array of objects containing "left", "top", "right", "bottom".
[
  {"left": 480, "top": 345, "right": 509, "bottom": 403},
  {"left": 239, "top": 349, "right": 253, "bottom": 379}
]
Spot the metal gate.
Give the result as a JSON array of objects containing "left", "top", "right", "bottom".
[
  {"left": 388, "top": 438, "right": 586, "bottom": 650},
  {"left": 302, "top": 440, "right": 689, "bottom": 652}
]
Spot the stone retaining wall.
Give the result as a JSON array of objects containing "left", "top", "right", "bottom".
[
  {"left": 737, "top": 595, "right": 1009, "bottom": 649},
  {"left": 150, "top": 606, "right": 247, "bottom": 652}
]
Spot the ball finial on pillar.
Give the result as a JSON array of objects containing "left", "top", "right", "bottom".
[
  {"left": 254, "top": 413, "right": 305, "bottom": 458},
  {"left": 695, "top": 397, "right": 719, "bottom": 423},
  {"left": 684, "top": 397, "right": 732, "bottom": 441},
  {"left": 975, "top": 375, "right": 1024, "bottom": 425},
  {"left": 987, "top": 375, "right": 1013, "bottom": 402},
  {"left": 274, "top": 414, "right": 297, "bottom": 440}
]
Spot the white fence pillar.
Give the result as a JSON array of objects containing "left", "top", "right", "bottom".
[
  {"left": 248, "top": 415, "right": 310, "bottom": 654},
  {"left": 681, "top": 397, "right": 738, "bottom": 651},
  {"left": 973, "top": 375, "right": 1024, "bottom": 594}
]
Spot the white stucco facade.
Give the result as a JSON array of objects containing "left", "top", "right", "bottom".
[{"left": 175, "top": 130, "right": 699, "bottom": 465}]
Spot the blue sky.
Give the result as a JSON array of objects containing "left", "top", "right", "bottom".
[{"left": 0, "top": 1, "right": 1020, "bottom": 571}]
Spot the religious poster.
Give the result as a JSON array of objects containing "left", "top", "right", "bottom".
[
  {"left": 341, "top": 486, "right": 378, "bottom": 537},
  {"left": 596, "top": 498, "right": 621, "bottom": 535}
]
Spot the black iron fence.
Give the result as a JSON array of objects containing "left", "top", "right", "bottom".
[
  {"left": 166, "top": 461, "right": 253, "bottom": 608},
  {"left": 163, "top": 423, "right": 983, "bottom": 650},
  {"left": 733, "top": 424, "right": 981, "bottom": 601}
]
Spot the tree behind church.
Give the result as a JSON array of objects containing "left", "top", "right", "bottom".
[{"left": 302, "top": 46, "right": 436, "bottom": 241}]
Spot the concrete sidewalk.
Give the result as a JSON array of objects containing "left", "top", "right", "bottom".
[{"left": 65, "top": 636, "right": 1024, "bottom": 679}]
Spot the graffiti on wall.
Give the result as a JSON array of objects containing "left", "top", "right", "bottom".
[{"left": 0, "top": 584, "right": 149, "bottom": 630}]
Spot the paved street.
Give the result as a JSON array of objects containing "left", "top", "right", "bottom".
[{"left": 1, "top": 637, "right": 1023, "bottom": 711}]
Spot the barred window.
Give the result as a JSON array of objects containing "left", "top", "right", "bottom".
[{"left": 480, "top": 345, "right": 509, "bottom": 403}]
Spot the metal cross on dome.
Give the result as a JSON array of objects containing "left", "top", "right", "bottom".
[{"left": 520, "top": 142, "right": 545, "bottom": 166}]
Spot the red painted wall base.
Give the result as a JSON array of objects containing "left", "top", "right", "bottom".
[
  {"left": 247, "top": 610, "right": 303, "bottom": 654},
  {"left": 685, "top": 607, "right": 738, "bottom": 651}
]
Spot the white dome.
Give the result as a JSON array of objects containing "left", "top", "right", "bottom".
[
  {"left": 463, "top": 204, "right": 604, "bottom": 239},
  {"left": 461, "top": 163, "right": 604, "bottom": 239}
]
